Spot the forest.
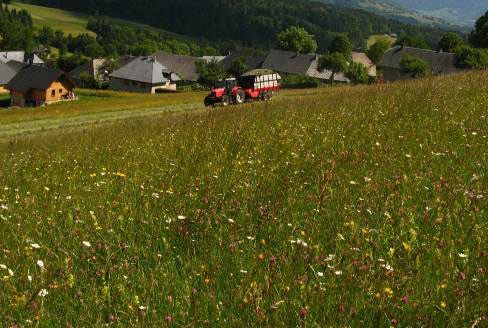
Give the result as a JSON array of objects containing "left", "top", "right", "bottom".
[{"left": 26, "top": 0, "right": 447, "bottom": 50}]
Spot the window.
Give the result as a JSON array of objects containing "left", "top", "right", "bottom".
[
  {"left": 51, "top": 89, "right": 55, "bottom": 97},
  {"left": 59, "top": 89, "right": 63, "bottom": 94}
]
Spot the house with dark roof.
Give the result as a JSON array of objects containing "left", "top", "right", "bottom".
[
  {"left": 7, "top": 65, "right": 75, "bottom": 107},
  {"left": 219, "top": 51, "right": 267, "bottom": 72},
  {"left": 109, "top": 56, "right": 180, "bottom": 93},
  {"left": 378, "top": 46, "right": 462, "bottom": 82},
  {"left": 152, "top": 52, "right": 201, "bottom": 82},
  {"left": 261, "top": 49, "right": 349, "bottom": 82},
  {"left": 69, "top": 56, "right": 134, "bottom": 87}
]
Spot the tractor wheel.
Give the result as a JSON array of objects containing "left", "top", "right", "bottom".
[
  {"left": 204, "top": 96, "right": 213, "bottom": 107},
  {"left": 261, "top": 92, "right": 270, "bottom": 101},
  {"left": 221, "top": 95, "right": 230, "bottom": 107},
  {"left": 235, "top": 89, "right": 246, "bottom": 105}
]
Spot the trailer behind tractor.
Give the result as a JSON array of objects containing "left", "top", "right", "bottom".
[{"left": 204, "top": 70, "right": 281, "bottom": 107}]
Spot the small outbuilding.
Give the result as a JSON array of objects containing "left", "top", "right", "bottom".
[{"left": 7, "top": 65, "right": 75, "bottom": 107}]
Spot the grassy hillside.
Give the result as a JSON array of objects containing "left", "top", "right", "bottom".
[
  {"left": 367, "top": 34, "right": 397, "bottom": 48},
  {"left": 1, "top": 72, "right": 487, "bottom": 326},
  {"left": 9, "top": 1, "right": 189, "bottom": 40},
  {"left": 9, "top": 1, "right": 95, "bottom": 36}
]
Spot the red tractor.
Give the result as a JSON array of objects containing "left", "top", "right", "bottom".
[{"left": 204, "top": 71, "right": 281, "bottom": 107}]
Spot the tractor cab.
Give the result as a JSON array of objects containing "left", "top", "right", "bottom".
[{"left": 213, "top": 78, "right": 237, "bottom": 95}]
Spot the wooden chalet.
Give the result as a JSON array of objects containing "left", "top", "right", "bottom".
[{"left": 7, "top": 65, "right": 75, "bottom": 107}]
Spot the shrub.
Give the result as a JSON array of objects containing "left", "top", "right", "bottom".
[
  {"left": 281, "top": 75, "right": 321, "bottom": 89},
  {"left": 367, "top": 39, "right": 391, "bottom": 64},
  {"left": 399, "top": 54, "right": 430, "bottom": 78},
  {"left": 455, "top": 46, "right": 488, "bottom": 69},
  {"left": 346, "top": 62, "right": 371, "bottom": 84}
]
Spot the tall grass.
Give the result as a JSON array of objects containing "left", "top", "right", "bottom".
[{"left": 0, "top": 72, "right": 487, "bottom": 326}]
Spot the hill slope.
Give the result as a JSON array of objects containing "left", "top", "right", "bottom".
[
  {"left": 25, "top": 0, "right": 447, "bottom": 50},
  {"left": 9, "top": 1, "right": 94, "bottom": 36},
  {"left": 394, "top": 0, "right": 486, "bottom": 27},
  {"left": 317, "top": 0, "right": 465, "bottom": 30},
  {"left": 1, "top": 71, "right": 487, "bottom": 326}
]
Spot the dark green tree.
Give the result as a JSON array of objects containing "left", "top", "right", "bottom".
[
  {"left": 469, "top": 11, "right": 488, "bottom": 48},
  {"left": 367, "top": 39, "right": 391, "bottom": 64},
  {"left": 228, "top": 57, "right": 248, "bottom": 77},
  {"left": 318, "top": 52, "right": 348, "bottom": 85},
  {"left": 276, "top": 26, "right": 317, "bottom": 54},
  {"left": 328, "top": 34, "right": 353, "bottom": 59},
  {"left": 346, "top": 62, "right": 370, "bottom": 84},
  {"left": 438, "top": 32, "right": 464, "bottom": 52},
  {"left": 196, "top": 60, "right": 227, "bottom": 86},
  {"left": 56, "top": 53, "right": 90, "bottom": 72},
  {"left": 395, "top": 35, "right": 430, "bottom": 50},
  {"left": 455, "top": 46, "right": 488, "bottom": 69}
]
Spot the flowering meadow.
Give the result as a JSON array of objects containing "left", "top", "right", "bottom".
[{"left": 0, "top": 72, "right": 487, "bottom": 326}]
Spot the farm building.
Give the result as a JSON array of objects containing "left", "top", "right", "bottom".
[
  {"left": 69, "top": 56, "right": 134, "bottom": 87},
  {"left": 261, "top": 49, "right": 349, "bottom": 83},
  {"left": 378, "top": 46, "right": 461, "bottom": 82},
  {"left": 7, "top": 65, "right": 75, "bottom": 107},
  {"left": 152, "top": 52, "right": 201, "bottom": 82},
  {"left": 109, "top": 56, "right": 181, "bottom": 93},
  {"left": 0, "top": 51, "right": 44, "bottom": 65}
]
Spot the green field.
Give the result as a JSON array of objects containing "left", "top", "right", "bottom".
[{"left": 0, "top": 72, "right": 487, "bottom": 326}]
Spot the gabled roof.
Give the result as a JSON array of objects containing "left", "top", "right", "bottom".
[
  {"left": 6, "top": 60, "right": 28, "bottom": 73},
  {"left": 378, "top": 46, "right": 460, "bottom": 74},
  {"left": 0, "top": 51, "right": 44, "bottom": 65},
  {"left": 110, "top": 56, "right": 177, "bottom": 84},
  {"left": 6, "top": 65, "right": 70, "bottom": 92},
  {"left": 306, "top": 59, "right": 349, "bottom": 82},
  {"left": 0, "top": 61, "right": 19, "bottom": 85},
  {"left": 261, "top": 49, "right": 316, "bottom": 75},
  {"left": 152, "top": 52, "right": 201, "bottom": 81}
]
